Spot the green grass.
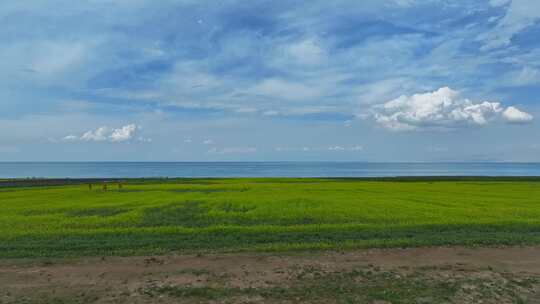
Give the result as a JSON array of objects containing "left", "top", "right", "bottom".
[
  {"left": 1, "top": 178, "right": 540, "bottom": 258},
  {"left": 141, "top": 269, "right": 460, "bottom": 304}
]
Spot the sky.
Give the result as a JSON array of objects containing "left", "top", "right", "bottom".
[{"left": 1, "top": 0, "right": 540, "bottom": 162}]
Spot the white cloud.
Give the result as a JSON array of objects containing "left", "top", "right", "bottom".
[
  {"left": 62, "top": 135, "right": 79, "bottom": 141},
  {"left": 371, "top": 87, "right": 533, "bottom": 131},
  {"left": 109, "top": 124, "right": 138, "bottom": 142},
  {"left": 503, "top": 106, "right": 534, "bottom": 124},
  {"left": 208, "top": 147, "right": 257, "bottom": 154},
  {"left": 63, "top": 124, "right": 143, "bottom": 143},
  {"left": 81, "top": 126, "right": 110, "bottom": 141},
  {"left": 328, "top": 145, "right": 363, "bottom": 151},
  {"left": 328, "top": 146, "right": 344, "bottom": 151}
]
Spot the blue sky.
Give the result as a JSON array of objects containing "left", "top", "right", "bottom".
[{"left": 1, "top": 0, "right": 539, "bottom": 161}]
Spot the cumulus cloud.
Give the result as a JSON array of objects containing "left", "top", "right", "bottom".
[
  {"left": 63, "top": 124, "right": 143, "bottom": 143},
  {"left": 110, "top": 124, "right": 138, "bottom": 142},
  {"left": 503, "top": 106, "right": 534, "bottom": 124},
  {"left": 371, "top": 87, "right": 533, "bottom": 131},
  {"left": 80, "top": 126, "right": 110, "bottom": 141}
]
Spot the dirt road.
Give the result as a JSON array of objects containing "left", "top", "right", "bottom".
[{"left": 1, "top": 246, "right": 540, "bottom": 303}]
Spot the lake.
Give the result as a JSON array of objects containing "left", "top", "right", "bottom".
[{"left": 1, "top": 162, "right": 540, "bottom": 178}]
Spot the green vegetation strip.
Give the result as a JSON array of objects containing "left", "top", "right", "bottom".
[{"left": 1, "top": 178, "right": 540, "bottom": 257}]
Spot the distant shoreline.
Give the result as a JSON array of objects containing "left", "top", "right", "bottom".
[
  {"left": 3, "top": 162, "right": 540, "bottom": 179},
  {"left": 3, "top": 176, "right": 540, "bottom": 187},
  {"left": 2, "top": 161, "right": 540, "bottom": 163}
]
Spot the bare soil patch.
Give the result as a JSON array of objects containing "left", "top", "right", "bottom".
[{"left": 1, "top": 246, "right": 540, "bottom": 303}]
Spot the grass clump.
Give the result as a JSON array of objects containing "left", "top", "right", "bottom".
[{"left": 141, "top": 267, "right": 460, "bottom": 303}]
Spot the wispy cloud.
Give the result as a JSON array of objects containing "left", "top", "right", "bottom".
[
  {"left": 1, "top": 1, "right": 539, "bottom": 161},
  {"left": 208, "top": 147, "right": 257, "bottom": 154},
  {"left": 276, "top": 145, "right": 363, "bottom": 152},
  {"left": 480, "top": 0, "right": 540, "bottom": 50}
]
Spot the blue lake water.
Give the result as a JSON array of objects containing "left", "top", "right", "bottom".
[{"left": 1, "top": 162, "right": 540, "bottom": 178}]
